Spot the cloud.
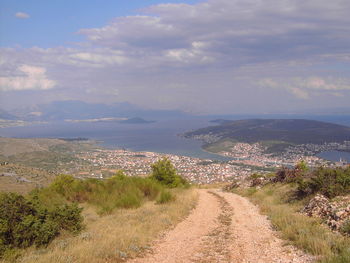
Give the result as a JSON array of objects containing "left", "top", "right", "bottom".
[
  {"left": 1, "top": 0, "right": 350, "bottom": 113},
  {"left": 258, "top": 77, "right": 350, "bottom": 100},
  {"left": 290, "top": 88, "right": 310, "bottom": 100},
  {"left": 0, "top": 65, "right": 56, "bottom": 91},
  {"left": 69, "top": 51, "right": 128, "bottom": 66},
  {"left": 15, "top": 12, "right": 30, "bottom": 19},
  {"left": 77, "top": 0, "right": 350, "bottom": 68}
]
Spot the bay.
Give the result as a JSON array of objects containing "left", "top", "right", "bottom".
[
  {"left": 317, "top": 151, "right": 350, "bottom": 164},
  {"left": 0, "top": 119, "right": 231, "bottom": 161},
  {"left": 1, "top": 116, "right": 350, "bottom": 163}
]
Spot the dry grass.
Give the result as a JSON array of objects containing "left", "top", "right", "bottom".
[
  {"left": 236, "top": 184, "right": 350, "bottom": 263},
  {"left": 0, "top": 164, "right": 55, "bottom": 194},
  {"left": 16, "top": 188, "right": 198, "bottom": 263},
  {"left": 198, "top": 182, "right": 228, "bottom": 189},
  {"left": 0, "top": 138, "right": 65, "bottom": 157}
]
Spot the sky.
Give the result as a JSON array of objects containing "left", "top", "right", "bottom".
[{"left": 1, "top": 0, "right": 350, "bottom": 114}]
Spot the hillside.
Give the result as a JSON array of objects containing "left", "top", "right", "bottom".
[
  {"left": 0, "top": 137, "right": 67, "bottom": 156},
  {"left": 184, "top": 119, "right": 350, "bottom": 145},
  {"left": 0, "top": 137, "right": 97, "bottom": 193}
]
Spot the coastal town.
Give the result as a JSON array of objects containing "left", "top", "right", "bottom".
[
  {"left": 218, "top": 141, "right": 350, "bottom": 167},
  {"left": 1, "top": 137, "right": 348, "bottom": 185},
  {"left": 57, "top": 139, "right": 349, "bottom": 184},
  {"left": 72, "top": 148, "right": 271, "bottom": 184}
]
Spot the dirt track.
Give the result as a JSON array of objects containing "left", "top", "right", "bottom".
[{"left": 129, "top": 189, "right": 314, "bottom": 263}]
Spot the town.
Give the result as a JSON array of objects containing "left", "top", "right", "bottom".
[
  {"left": 212, "top": 141, "right": 350, "bottom": 168},
  {"left": 67, "top": 148, "right": 272, "bottom": 184},
  {"left": 56, "top": 140, "right": 348, "bottom": 184}
]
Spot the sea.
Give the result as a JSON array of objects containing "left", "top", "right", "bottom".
[
  {"left": 0, "top": 118, "right": 231, "bottom": 161},
  {"left": 1, "top": 116, "right": 350, "bottom": 163}
]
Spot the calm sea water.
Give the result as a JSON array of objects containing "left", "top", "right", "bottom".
[
  {"left": 317, "top": 151, "right": 350, "bottom": 164},
  {"left": 0, "top": 119, "right": 231, "bottom": 161},
  {"left": 1, "top": 116, "right": 350, "bottom": 162}
]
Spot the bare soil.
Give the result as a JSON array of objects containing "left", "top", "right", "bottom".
[{"left": 129, "top": 189, "right": 314, "bottom": 263}]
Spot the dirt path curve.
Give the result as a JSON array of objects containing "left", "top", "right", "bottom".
[{"left": 129, "top": 189, "right": 314, "bottom": 263}]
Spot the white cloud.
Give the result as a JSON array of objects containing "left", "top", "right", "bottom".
[
  {"left": 15, "top": 12, "right": 30, "bottom": 19},
  {"left": 77, "top": 0, "right": 350, "bottom": 68},
  {"left": 2, "top": 0, "right": 350, "bottom": 113},
  {"left": 70, "top": 52, "right": 128, "bottom": 65},
  {"left": 258, "top": 76, "right": 350, "bottom": 100},
  {"left": 290, "top": 87, "right": 309, "bottom": 100},
  {"left": 0, "top": 65, "right": 56, "bottom": 91}
]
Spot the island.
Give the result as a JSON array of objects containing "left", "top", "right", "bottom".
[{"left": 119, "top": 117, "right": 155, "bottom": 124}]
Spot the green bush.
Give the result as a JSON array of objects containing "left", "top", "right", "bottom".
[
  {"left": 156, "top": 190, "right": 175, "bottom": 204},
  {"left": 0, "top": 192, "right": 83, "bottom": 257},
  {"left": 297, "top": 166, "right": 350, "bottom": 198},
  {"left": 48, "top": 203, "right": 83, "bottom": 234},
  {"left": 0, "top": 169, "right": 179, "bottom": 257},
  {"left": 150, "top": 158, "right": 188, "bottom": 188},
  {"left": 34, "top": 172, "right": 165, "bottom": 215}
]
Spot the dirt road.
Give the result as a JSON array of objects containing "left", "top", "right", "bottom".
[{"left": 129, "top": 189, "right": 314, "bottom": 263}]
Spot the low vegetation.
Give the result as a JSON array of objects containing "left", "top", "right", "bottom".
[
  {"left": 156, "top": 190, "right": 175, "bottom": 204},
  {"left": 296, "top": 166, "right": 350, "bottom": 198},
  {"left": 234, "top": 163, "right": 350, "bottom": 263},
  {"left": 18, "top": 188, "right": 198, "bottom": 263},
  {"left": 0, "top": 158, "right": 190, "bottom": 262},
  {"left": 34, "top": 173, "right": 164, "bottom": 215},
  {"left": 0, "top": 192, "right": 83, "bottom": 260},
  {"left": 255, "top": 161, "right": 350, "bottom": 198}
]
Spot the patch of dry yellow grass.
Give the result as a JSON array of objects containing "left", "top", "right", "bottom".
[
  {"left": 198, "top": 183, "right": 228, "bottom": 189},
  {"left": 18, "top": 188, "right": 198, "bottom": 263},
  {"left": 236, "top": 184, "right": 350, "bottom": 262}
]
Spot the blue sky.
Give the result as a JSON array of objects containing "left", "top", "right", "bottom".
[
  {"left": 0, "top": 0, "right": 200, "bottom": 47},
  {"left": 1, "top": 0, "right": 350, "bottom": 114}
]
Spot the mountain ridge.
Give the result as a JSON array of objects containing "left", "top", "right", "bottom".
[{"left": 184, "top": 119, "right": 350, "bottom": 145}]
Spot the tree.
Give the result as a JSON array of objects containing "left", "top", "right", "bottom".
[{"left": 150, "top": 158, "right": 187, "bottom": 187}]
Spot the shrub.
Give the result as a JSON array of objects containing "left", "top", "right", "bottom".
[
  {"left": 151, "top": 158, "right": 188, "bottom": 188},
  {"left": 115, "top": 192, "right": 142, "bottom": 209},
  {"left": 132, "top": 177, "right": 162, "bottom": 199},
  {"left": 0, "top": 192, "right": 83, "bottom": 257},
  {"left": 297, "top": 166, "right": 350, "bottom": 198},
  {"left": 156, "top": 190, "right": 175, "bottom": 204},
  {"left": 48, "top": 203, "right": 83, "bottom": 234},
  {"left": 35, "top": 172, "right": 165, "bottom": 215}
]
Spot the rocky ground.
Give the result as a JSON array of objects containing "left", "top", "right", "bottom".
[{"left": 302, "top": 194, "right": 350, "bottom": 233}]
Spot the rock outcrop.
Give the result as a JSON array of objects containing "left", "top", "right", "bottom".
[{"left": 302, "top": 194, "right": 350, "bottom": 233}]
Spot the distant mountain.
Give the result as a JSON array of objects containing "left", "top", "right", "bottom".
[
  {"left": 184, "top": 119, "right": 350, "bottom": 145},
  {"left": 10, "top": 100, "right": 189, "bottom": 121},
  {"left": 0, "top": 109, "right": 18, "bottom": 120}
]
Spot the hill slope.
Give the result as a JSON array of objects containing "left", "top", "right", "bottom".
[{"left": 184, "top": 119, "right": 350, "bottom": 145}]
